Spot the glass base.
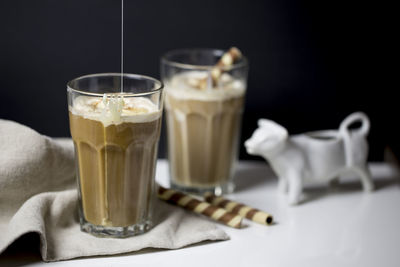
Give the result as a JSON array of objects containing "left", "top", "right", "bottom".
[
  {"left": 171, "top": 181, "right": 234, "bottom": 196},
  {"left": 80, "top": 218, "right": 152, "bottom": 238}
]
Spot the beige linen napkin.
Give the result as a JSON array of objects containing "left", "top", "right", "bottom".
[{"left": 0, "top": 119, "right": 228, "bottom": 262}]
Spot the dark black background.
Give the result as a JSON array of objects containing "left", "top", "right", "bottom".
[{"left": 0, "top": 0, "right": 395, "bottom": 160}]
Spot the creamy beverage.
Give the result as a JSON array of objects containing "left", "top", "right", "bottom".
[
  {"left": 69, "top": 95, "right": 161, "bottom": 228},
  {"left": 67, "top": 1, "right": 163, "bottom": 238},
  {"left": 165, "top": 71, "right": 246, "bottom": 190}
]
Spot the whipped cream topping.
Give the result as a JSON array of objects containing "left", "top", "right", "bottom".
[
  {"left": 165, "top": 71, "right": 246, "bottom": 101},
  {"left": 70, "top": 95, "right": 161, "bottom": 126}
]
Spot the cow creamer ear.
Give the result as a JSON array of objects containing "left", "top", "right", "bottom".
[
  {"left": 258, "top": 119, "right": 288, "bottom": 139},
  {"left": 258, "top": 119, "right": 273, "bottom": 128},
  {"left": 274, "top": 123, "right": 289, "bottom": 142}
]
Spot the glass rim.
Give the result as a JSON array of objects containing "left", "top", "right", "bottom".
[
  {"left": 161, "top": 48, "right": 248, "bottom": 71},
  {"left": 67, "top": 73, "right": 163, "bottom": 97}
]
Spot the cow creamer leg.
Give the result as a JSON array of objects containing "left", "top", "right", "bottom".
[
  {"left": 278, "top": 176, "right": 288, "bottom": 194},
  {"left": 353, "top": 166, "right": 374, "bottom": 192},
  {"left": 329, "top": 177, "right": 340, "bottom": 188},
  {"left": 288, "top": 172, "right": 303, "bottom": 205}
]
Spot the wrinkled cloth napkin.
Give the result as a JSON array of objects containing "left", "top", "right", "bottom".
[{"left": 0, "top": 119, "right": 228, "bottom": 261}]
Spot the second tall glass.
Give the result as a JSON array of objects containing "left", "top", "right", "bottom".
[{"left": 161, "top": 49, "right": 248, "bottom": 195}]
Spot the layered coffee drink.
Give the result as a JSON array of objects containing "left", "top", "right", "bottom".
[
  {"left": 165, "top": 71, "right": 246, "bottom": 191},
  {"left": 69, "top": 94, "right": 161, "bottom": 230}
]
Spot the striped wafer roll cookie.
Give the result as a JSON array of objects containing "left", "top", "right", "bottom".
[
  {"left": 158, "top": 186, "right": 242, "bottom": 228},
  {"left": 210, "top": 46, "right": 242, "bottom": 83},
  {"left": 204, "top": 193, "right": 273, "bottom": 226},
  {"left": 195, "top": 47, "right": 243, "bottom": 90}
]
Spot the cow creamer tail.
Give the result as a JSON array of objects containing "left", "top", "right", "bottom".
[
  {"left": 339, "top": 112, "right": 370, "bottom": 167},
  {"left": 339, "top": 112, "right": 374, "bottom": 191}
]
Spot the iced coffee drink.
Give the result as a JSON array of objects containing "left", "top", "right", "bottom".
[
  {"left": 67, "top": 73, "right": 163, "bottom": 237},
  {"left": 161, "top": 48, "right": 248, "bottom": 194}
]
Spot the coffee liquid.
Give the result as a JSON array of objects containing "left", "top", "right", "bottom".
[{"left": 69, "top": 112, "right": 161, "bottom": 227}]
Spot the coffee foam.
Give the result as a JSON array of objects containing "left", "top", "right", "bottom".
[
  {"left": 165, "top": 71, "right": 245, "bottom": 101},
  {"left": 70, "top": 95, "right": 161, "bottom": 127}
]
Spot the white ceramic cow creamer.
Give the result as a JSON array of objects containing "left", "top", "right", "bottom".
[{"left": 245, "top": 112, "right": 374, "bottom": 205}]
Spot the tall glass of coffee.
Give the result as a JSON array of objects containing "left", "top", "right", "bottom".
[
  {"left": 161, "top": 48, "right": 248, "bottom": 195},
  {"left": 67, "top": 73, "right": 163, "bottom": 237}
]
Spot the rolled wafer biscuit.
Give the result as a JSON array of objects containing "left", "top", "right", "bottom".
[
  {"left": 196, "top": 47, "right": 243, "bottom": 90},
  {"left": 204, "top": 193, "right": 273, "bottom": 226},
  {"left": 158, "top": 186, "right": 242, "bottom": 228}
]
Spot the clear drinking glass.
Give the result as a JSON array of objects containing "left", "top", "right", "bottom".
[
  {"left": 67, "top": 73, "right": 163, "bottom": 237},
  {"left": 161, "top": 49, "right": 248, "bottom": 195}
]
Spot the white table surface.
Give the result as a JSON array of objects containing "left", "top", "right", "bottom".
[{"left": 1, "top": 160, "right": 400, "bottom": 267}]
